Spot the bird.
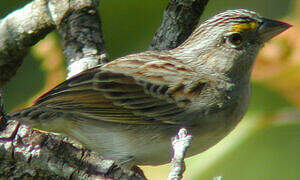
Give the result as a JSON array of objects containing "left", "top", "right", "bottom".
[{"left": 10, "top": 9, "right": 291, "bottom": 168}]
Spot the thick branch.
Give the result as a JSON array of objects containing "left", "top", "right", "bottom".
[
  {"left": 51, "top": 0, "right": 108, "bottom": 78},
  {"left": 0, "top": 120, "right": 143, "bottom": 179},
  {"left": 0, "top": 0, "right": 55, "bottom": 87},
  {"left": 149, "top": 0, "right": 209, "bottom": 50}
]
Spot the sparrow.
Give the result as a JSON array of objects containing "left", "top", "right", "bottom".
[{"left": 11, "top": 9, "right": 291, "bottom": 167}]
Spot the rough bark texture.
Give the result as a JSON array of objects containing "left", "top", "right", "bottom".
[
  {"left": 0, "top": 119, "right": 143, "bottom": 179},
  {"left": 149, "top": 0, "right": 209, "bottom": 50},
  {"left": 52, "top": 0, "right": 108, "bottom": 78},
  {"left": 0, "top": 0, "right": 209, "bottom": 179}
]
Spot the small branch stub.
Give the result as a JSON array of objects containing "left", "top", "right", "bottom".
[{"left": 168, "top": 128, "right": 193, "bottom": 180}]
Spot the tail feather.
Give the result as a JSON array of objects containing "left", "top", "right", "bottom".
[{"left": 9, "top": 107, "right": 64, "bottom": 133}]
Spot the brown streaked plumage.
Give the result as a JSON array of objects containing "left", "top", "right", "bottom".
[
  {"left": 25, "top": 58, "right": 205, "bottom": 125},
  {"left": 10, "top": 9, "right": 291, "bottom": 167}
]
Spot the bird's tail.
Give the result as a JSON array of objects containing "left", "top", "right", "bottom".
[{"left": 8, "top": 106, "right": 64, "bottom": 133}]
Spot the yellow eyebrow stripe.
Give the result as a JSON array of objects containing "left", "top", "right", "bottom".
[{"left": 232, "top": 22, "right": 258, "bottom": 32}]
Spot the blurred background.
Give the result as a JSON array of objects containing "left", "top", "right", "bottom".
[{"left": 1, "top": 0, "right": 299, "bottom": 179}]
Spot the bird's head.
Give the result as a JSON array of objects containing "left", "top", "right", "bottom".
[{"left": 174, "top": 9, "right": 291, "bottom": 79}]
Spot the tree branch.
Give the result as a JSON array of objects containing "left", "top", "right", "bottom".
[
  {"left": 0, "top": 120, "right": 142, "bottom": 179},
  {"left": 52, "top": 0, "right": 108, "bottom": 78},
  {"left": 149, "top": 0, "right": 209, "bottom": 50},
  {"left": 0, "top": 0, "right": 55, "bottom": 87}
]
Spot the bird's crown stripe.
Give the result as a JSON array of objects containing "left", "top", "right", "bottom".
[{"left": 232, "top": 21, "right": 258, "bottom": 32}]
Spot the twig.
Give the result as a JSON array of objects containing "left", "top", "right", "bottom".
[{"left": 168, "top": 128, "right": 193, "bottom": 180}]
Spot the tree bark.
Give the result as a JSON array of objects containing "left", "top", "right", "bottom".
[
  {"left": 149, "top": 0, "right": 209, "bottom": 50},
  {"left": 53, "top": 0, "right": 108, "bottom": 78}
]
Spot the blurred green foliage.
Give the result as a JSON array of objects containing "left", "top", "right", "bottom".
[
  {"left": 249, "top": 82, "right": 294, "bottom": 113},
  {"left": 100, "top": 0, "right": 169, "bottom": 59},
  {"left": 3, "top": 53, "right": 46, "bottom": 111},
  {"left": 195, "top": 123, "right": 300, "bottom": 180},
  {"left": 1, "top": 0, "right": 299, "bottom": 180}
]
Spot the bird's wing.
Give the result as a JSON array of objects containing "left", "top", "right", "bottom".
[{"left": 33, "top": 57, "right": 208, "bottom": 125}]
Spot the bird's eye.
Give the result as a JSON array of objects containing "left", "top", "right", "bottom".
[{"left": 225, "top": 33, "right": 244, "bottom": 48}]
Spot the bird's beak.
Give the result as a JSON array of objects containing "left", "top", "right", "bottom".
[{"left": 258, "top": 18, "right": 292, "bottom": 42}]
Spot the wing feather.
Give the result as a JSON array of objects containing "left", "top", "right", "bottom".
[{"left": 27, "top": 58, "right": 207, "bottom": 125}]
